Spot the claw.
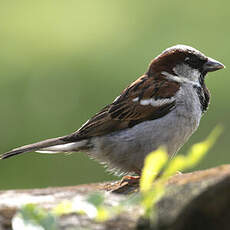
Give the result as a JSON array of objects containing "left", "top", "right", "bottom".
[{"left": 119, "top": 175, "right": 140, "bottom": 186}]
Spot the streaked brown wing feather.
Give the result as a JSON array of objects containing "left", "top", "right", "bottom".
[{"left": 67, "top": 74, "right": 180, "bottom": 141}]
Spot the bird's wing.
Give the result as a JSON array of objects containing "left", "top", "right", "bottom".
[
  {"left": 1, "top": 74, "right": 180, "bottom": 159},
  {"left": 67, "top": 74, "right": 180, "bottom": 141}
]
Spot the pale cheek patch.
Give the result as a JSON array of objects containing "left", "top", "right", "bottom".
[
  {"left": 173, "top": 64, "right": 201, "bottom": 83},
  {"left": 161, "top": 71, "right": 183, "bottom": 83},
  {"left": 161, "top": 70, "right": 200, "bottom": 87}
]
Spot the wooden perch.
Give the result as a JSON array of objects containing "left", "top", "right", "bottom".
[{"left": 1, "top": 165, "right": 230, "bottom": 230}]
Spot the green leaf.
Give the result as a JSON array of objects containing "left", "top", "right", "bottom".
[
  {"left": 139, "top": 126, "right": 222, "bottom": 220},
  {"left": 140, "top": 147, "right": 168, "bottom": 193},
  {"left": 95, "top": 207, "right": 109, "bottom": 222},
  {"left": 185, "top": 125, "right": 223, "bottom": 168},
  {"left": 52, "top": 201, "right": 73, "bottom": 216},
  {"left": 141, "top": 183, "right": 165, "bottom": 217},
  {"left": 163, "top": 125, "right": 223, "bottom": 177},
  {"left": 86, "top": 192, "right": 105, "bottom": 207},
  {"left": 13, "top": 204, "right": 58, "bottom": 230}
]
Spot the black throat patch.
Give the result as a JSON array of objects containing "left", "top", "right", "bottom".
[{"left": 193, "top": 84, "right": 210, "bottom": 113}]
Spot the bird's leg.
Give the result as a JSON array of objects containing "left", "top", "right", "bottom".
[
  {"left": 119, "top": 175, "right": 140, "bottom": 185},
  {"left": 119, "top": 169, "right": 141, "bottom": 185}
]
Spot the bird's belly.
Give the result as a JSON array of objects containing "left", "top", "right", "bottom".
[{"left": 89, "top": 106, "right": 202, "bottom": 174}]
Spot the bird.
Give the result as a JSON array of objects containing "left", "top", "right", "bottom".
[{"left": 1, "top": 45, "right": 225, "bottom": 176}]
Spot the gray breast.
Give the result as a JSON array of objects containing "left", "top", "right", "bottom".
[{"left": 88, "top": 83, "right": 202, "bottom": 174}]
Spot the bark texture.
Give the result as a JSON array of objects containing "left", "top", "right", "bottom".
[{"left": 1, "top": 165, "right": 230, "bottom": 230}]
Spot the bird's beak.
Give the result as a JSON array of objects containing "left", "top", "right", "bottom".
[{"left": 203, "top": 57, "right": 225, "bottom": 72}]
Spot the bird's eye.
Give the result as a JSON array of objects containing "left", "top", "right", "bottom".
[
  {"left": 184, "top": 56, "right": 199, "bottom": 67},
  {"left": 184, "top": 57, "right": 190, "bottom": 62}
]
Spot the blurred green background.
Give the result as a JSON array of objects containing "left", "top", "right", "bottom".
[{"left": 0, "top": 0, "right": 229, "bottom": 189}]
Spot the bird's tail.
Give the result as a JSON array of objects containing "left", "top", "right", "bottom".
[{"left": 1, "top": 136, "right": 88, "bottom": 159}]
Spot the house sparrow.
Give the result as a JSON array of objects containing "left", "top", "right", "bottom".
[{"left": 1, "top": 45, "right": 224, "bottom": 175}]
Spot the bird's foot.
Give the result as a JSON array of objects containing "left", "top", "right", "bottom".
[{"left": 119, "top": 175, "right": 140, "bottom": 186}]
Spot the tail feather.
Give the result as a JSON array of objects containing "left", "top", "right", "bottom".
[
  {"left": 1, "top": 136, "right": 68, "bottom": 159},
  {"left": 36, "top": 141, "right": 88, "bottom": 154}
]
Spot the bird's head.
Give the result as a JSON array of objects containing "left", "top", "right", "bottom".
[{"left": 149, "top": 45, "right": 225, "bottom": 84}]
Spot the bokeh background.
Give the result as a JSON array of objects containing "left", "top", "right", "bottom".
[{"left": 0, "top": 0, "right": 229, "bottom": 189}]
